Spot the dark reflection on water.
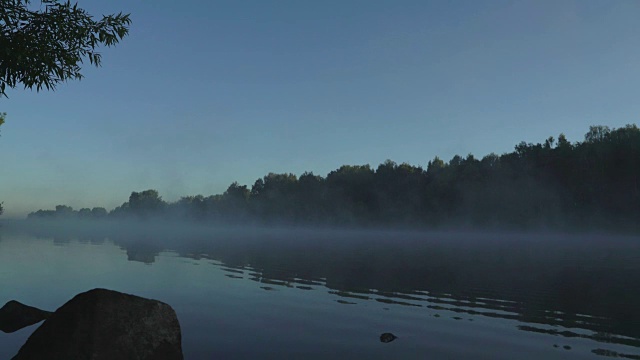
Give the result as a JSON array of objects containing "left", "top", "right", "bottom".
[
  {"left": 211, "top": 261, "right": 640, "bottom": 353},
  {"left": 4, "top": 222, "right": 640, "bottom": 359}
]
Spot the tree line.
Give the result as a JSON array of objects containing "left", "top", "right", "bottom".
[{"left": 27, "top": 124, "right": 640, "bottom": 231}]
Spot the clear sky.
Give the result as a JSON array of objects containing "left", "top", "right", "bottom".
[{"left": 1, "top": 0, "right": 639, "bottom": 218}]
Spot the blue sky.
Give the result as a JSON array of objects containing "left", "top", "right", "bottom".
[{"left": 1, "top": 0, "right": 639, "bottom": 217}]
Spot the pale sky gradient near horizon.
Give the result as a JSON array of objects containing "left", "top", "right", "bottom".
[{"left": 1, "top": 0, "right": 640, "bottom": 218}]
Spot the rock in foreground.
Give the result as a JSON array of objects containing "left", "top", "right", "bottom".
[
  {"left": 13, "top": 288, "right": 183, "bottom": 360},
  {"left": 0, "top": 301, "right": 52, "bottom": 333}
]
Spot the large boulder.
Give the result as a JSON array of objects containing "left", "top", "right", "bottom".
[
  {"left": 12, "top": 288, "right": 183, "bottom": 360},
  {"left": 0, "top": 301, "right": 52, "bottom": 333}
]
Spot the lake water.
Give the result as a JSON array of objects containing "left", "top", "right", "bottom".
[{"left": 1, "top": 223, "right": 639, "bottom": 359}]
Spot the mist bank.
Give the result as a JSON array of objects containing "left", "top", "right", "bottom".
[
  {"left": 24, "top": 124, "right": 640, "bottom": 233},
  {"left": 4, "top": 223, "right": 640, "bottom": 342}
]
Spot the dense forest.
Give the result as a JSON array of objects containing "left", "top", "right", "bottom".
[{"left": 27, "top": 124, "right": 640, "bottom": 231}]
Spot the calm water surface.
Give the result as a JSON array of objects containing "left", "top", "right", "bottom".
[{"left": 1, "top": 225, "right": 639, "bottom": 359}]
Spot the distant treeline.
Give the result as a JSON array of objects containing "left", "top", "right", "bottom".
[{"left": 27, "top": 124, "right": 640, "bottom": 231}]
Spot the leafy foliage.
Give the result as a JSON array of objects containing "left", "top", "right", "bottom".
[
  {"left": 0, "top": 110, "right": 5, "bottom": 142},
  {"left": 27, "top": 124, "right": 640, "bottom": 232},
  {"left": 0, "top": 0, "right": 131, "bottom": 96}
]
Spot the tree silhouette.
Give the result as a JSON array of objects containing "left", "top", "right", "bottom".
[
  {"left": 26, "top": 124, "right": 640, "bottom": 232},
  {"left": 0, "top": 0, "right": 131, "bottom": 96}
]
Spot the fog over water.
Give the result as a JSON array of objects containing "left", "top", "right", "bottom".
[
  {"left": 1, "top": 220, "right": 639, "bottom": 359},
  {"left": 2, "top": 1, "right": 640, "bottom": 358}
]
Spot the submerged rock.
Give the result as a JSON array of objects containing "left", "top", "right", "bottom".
[
  {"left": 0, "top": 300, "right": 52, "bottom": 333},
  {"left": 13, "top": 288, "right": 183, "bottom": 360},
  {"left": 380, "top": 332, "right": 398, "bottom": 343}
]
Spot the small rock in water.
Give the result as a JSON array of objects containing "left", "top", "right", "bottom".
[
  {"left": 380, "top": 332, "right": 398, "bottom": 343},
  {"left": 0, "top": 300, "right": 52, "bottom": 333}
]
